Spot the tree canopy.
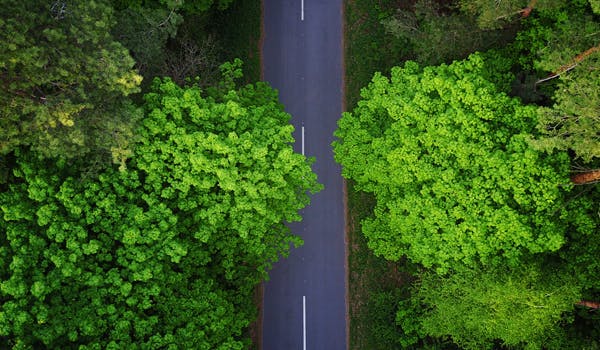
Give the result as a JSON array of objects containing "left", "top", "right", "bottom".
[
  {"left": 382, "top": 0, "right": 515, "bottom": 66},
  {"left": 514, "top": 7, "right": 600, "bottom": 161},
  {"left": 0, "top": 0, "right": 142, "bottom": 163},
  {"left": 0, "top": 70, "right": 320, "bottom": 348},
  {"left": 333, "top": 54, "right": 584, "bottom": 272},
  {"left": 407, "top": 264, "right": 582, "bottom": 350}
]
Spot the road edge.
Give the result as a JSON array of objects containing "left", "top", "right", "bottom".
[
  {"left": 341, "top": 1, "right": 350, "bottom": 349},
  {"left": 256, "top": 1, "right": 266, "bottom": 349}
]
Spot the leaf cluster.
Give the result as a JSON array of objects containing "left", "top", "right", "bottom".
[
  {"left": 0, "top": 0, "right": 142, "bottom": 162},
  {"left": 335, "top": 50, "right": 600, "bottom": 348}
]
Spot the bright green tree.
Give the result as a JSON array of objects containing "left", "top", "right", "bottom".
[
  {"left": 0, "top": 67, "right": 320, "bottom": 348},
  {"left": 403, "top": 264, "right": 582, "bottom": 350},
  {"left": 333, "top": 54, "right": 580, "bottom": 272},
  {"left": 0, "top": 0, "right": 142, "bottom": 163}
]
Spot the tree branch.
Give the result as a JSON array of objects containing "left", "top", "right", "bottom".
[
  {"left": 577, "top": 300, "right": 600, "bottom": 309},
  {"left": 536, "top": 45, "right": 600, "bottom": 85}
]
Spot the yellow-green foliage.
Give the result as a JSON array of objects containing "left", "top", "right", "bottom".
[
  {"left": 414, "top": 265, "right": 581, "bottom": 350},
  {"left": 333, "top": 54, "right": 576, "bottom": 272}
]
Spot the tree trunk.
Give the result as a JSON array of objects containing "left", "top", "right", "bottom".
[
  {"left": 576, "top": 300, "right": 600, "bottom": 309},
  {"left": 571, "top": 169, "right": 600, "bottom": 185}
]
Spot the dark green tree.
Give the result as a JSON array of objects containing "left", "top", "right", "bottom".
[
  {"left": 0, "top": 0, "right": 142, "bottom": 163},
  {"left": 109, "top": 0, "right": 228, "bottom": 86},
  {"left": 0, "top": 66, "right": 320, "bottom": 348},
  {"left": 111, "top": 5, "right": 182, "bottom": 78},
  {"left": 513, "top": 6, "right": 600, "bottom": 161},
  {"left": 382, "top": 0, "right": 516, "bottom": 66},
  {"left": 459, "top": 0, "right": 564, "bottom": 29},
  {"left": 110, "top": 0, "right": 236, "bottom": 14}
]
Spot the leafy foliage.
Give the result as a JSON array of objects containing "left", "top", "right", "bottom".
[
  {"left": 0, "top": 70, "right": 320, "bottom": 348},
  {"left": 513, "top": 6, "right": 600, "bottom": 161},
  {"left": 112, "top": 5, "right": 182, "bottom": 79},
  {"left": 0, "top": 0, "right": 142, "bottom": 162},
  {"left": 111, "top": 0, "right": 235, "bottom": 13},
  {"left": 534, "top": 57, "right": 600, "bottom": 162},
  {"left": 333, "top": 54, "right": 579, "bottom": 272},
  {"left": 382, "top": 0, "right": 516, "bottom": 66},
  {"left": 412, "top": 264, "right": 582, "bottom": 350},
  {"left": 344, "top": 1, "right": 600, "bottom": 349},
  {"left": 459, "top": 0, "right": 565, "bottom": 29}
]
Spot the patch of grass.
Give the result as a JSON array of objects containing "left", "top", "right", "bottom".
[
  {"left": 212, "top": 1, "right": 262, "bottom": 83},
  {"left": 347, "top": 181, "right": 412, "bottom": 350}
]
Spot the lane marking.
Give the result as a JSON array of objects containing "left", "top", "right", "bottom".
[
  {"left": 301, "top": 0, "right": 304, "bottom": 21},
  {"left": 301, "top": 125, "right": 305, "bottom": 155},
  {"left": 303, "top": 295, "right": 307, "bottom": 350}
]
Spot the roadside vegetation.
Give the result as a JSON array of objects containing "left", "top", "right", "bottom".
[
  {"left": 342, "top": 0, "right": 600, "bottom": 349},
  {"left": 0, "top": 0, "right": 307, "bottom": 348}
]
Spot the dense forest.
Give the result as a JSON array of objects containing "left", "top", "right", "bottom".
[
  {"left": 2, "top": 0, "right": 600, "bottom": 349},
  {"left": 0, "top": 0, "right": 321, "bottom": 348},
  {"left": 340, "top": 0, "right": 600, "bottom": 349}
]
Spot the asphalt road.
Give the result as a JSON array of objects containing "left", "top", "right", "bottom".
[{"left": 261, "top": 0, "right": 346, "bottom": 349}]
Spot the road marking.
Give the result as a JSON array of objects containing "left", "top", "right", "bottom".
[
  {"left": 301, "top": 0, "right": 304, "bottom": 21},
  {"left": 303, "top": 295, "right": 307, "bottom": 350},
  {"left": 301, "top": 125, "right": 305, "bottom": 155}
]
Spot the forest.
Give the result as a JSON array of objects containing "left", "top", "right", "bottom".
[
  {"left": 1, "top": 0, "right": 600, "bottom": 349},
  {"left": 340, "top": 0, "right": 600, "bottom": 349},
  {"left": 0, "top": 0, "right": 323, "bottom": 348}
]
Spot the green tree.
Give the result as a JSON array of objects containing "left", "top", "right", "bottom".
[
  {"left": 111, "top": 5, "right": 182, "bottom": 79},
  {"left": 109, "top": 0, "right": 229, "bottom": 86},
  {"left": 404, "top": 264, "right": 582, "bottom": 350},
  {"left": 459, "top": 0, "right": 564, "bottom": 29},
  {"left": 0, "top": 0, "right": 142, "bottom": 163},
  {"left": 0, "top": 68, "right": 320, "bottom": 348},
  {"left": 513, "top": 7, "right": 600, "bottom": 161},
  {"left": 333, "top": 54, "right": 580, "bottom": 272},
  {"left": 382, "top": 0, "right": 515, "bottom": 66}
]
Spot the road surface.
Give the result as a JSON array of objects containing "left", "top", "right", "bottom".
[{"left": 261, "top": 0, "right": 346, "bottom": 349}]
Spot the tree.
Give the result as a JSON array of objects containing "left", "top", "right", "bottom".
[
  {"left": 459, "top": 0, "right": 564, "bottom": 29},
  {"left": 109, "top": 0, "right": 233, "bottom": 86},
  {"left": 111, "top": 5, "right": 183, "bottom": 79},
  {"left": 514, "top": 8, "right": 600, "bottom": 161},
  {"left": 161, "top": 35, "right": 220, "bottom": 87},
  {"left": 333, "top": 54, "right": 584, "bottom": 272},
  {"left": 0, "top": 66, "right": 320, "bottom": 348},
  {"left": 0, "top": 0, "right": 142, "bottom": 163},
  {"left": 382, "top": 0, "right": 516, "bottom": 66},
  {"left": 404, "top": 264, "right": 582, "bottom": 350}
]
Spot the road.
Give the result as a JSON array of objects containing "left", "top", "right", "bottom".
[{"left": 261, "top": 0, "right": 346, "bottom": 349}]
